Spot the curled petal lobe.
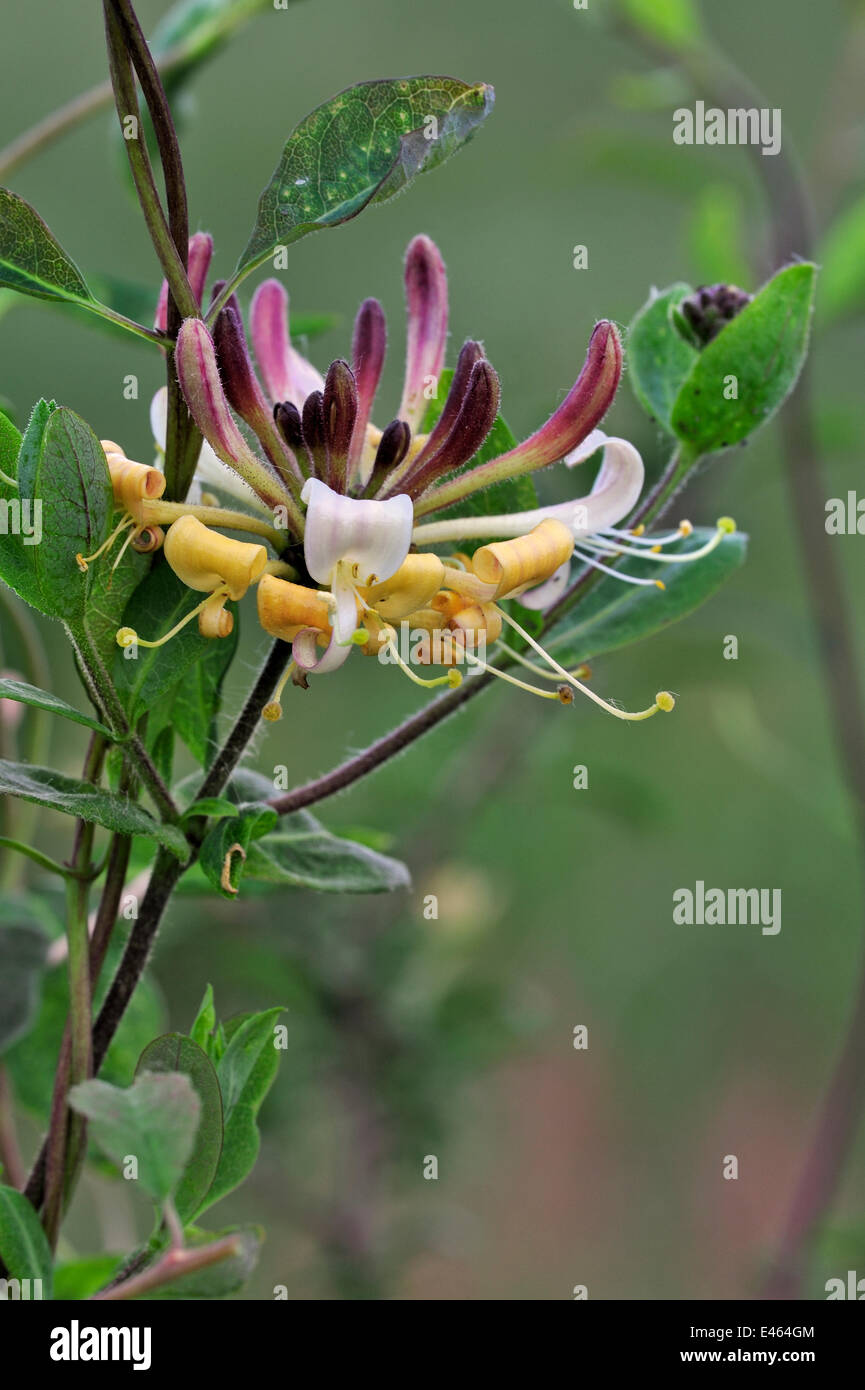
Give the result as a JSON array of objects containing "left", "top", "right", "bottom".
[
  {"left": 301, "top": 477, "right": 413, "bottom": 586},
  {"left": 399, "top": 235, "right": 448, "bottom": 432},
  {"left": 410, "top": 434, "right": 645, "bottom": 544}
]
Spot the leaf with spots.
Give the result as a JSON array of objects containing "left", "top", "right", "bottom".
[{"left": 235, "top": 77, "right": 494, "bottom": 281}]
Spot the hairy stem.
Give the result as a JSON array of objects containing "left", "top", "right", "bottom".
[{"left": 93, "top": 1233, "right": 242, "bottom": 1300}]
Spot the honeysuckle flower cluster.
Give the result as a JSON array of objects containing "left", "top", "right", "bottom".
[{"left": 84, "top": 233, "right": 736, "bottom": 723}]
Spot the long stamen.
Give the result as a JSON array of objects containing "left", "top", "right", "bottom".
[
  {"left": 116, "top": 587, "right": 230, "bottom": 649},
  {"left": 380, "top": 624, "right": 462, "bottom": 690},
  {"left": 498, "top": 641, "right": 591, "bottom": 683},
  {"left": 462, "top": 647, "right": 567, "bottom": 700},
  {"left": 601, "top": 521, "right": 693, "bottom": 546},
  {"left": 76, "top": 516, "right": 134, "bottom": 572},
  {"left": 497, "top": 606, "right": 675, "bottom": 722},
  {"left": 581, "top": 518, "right": 735, "bottom": 565},
  {"left": 140, "top": 500, "right": 285, "bottom": 551},
  {"left": 573, "top": 545, "right": 664, "bottom": 588}
]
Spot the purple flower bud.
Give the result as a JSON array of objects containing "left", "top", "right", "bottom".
[
  {"left": 397, "top": 359, "right": 500, "bottom": 499},
  {"left": 414, "top": 339, "right": 484, "bottom": 464},
  {"left": 274, "top": 400, "right": 304, "bottom": 453},
  {"left": 250, "top": 278, "right": 325, "bottom": 409},
  {"left": 416, "top": 322, "right": 622, "bottom": 516},
  {"left": 399, "top": 235, "right": 448, "bottom": 432},
  {"left": 323, "top": 359, "right": 358, "bottom": 494},
  {"left": 347, "top": 297, "right": 387, "bottom": 480},
  {"left": 362, "top": 418, "right": 412, "bottom": 498},
  {"left": 154, "top": 231, "right": 213, "bottom": 331},
  {"left": 302, "top": 390, "right": 328, "bottom": 479}
]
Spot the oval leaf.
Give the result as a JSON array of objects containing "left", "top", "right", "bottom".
[
  {"left": 0, "top": 758, "right": 188, "bottom": 860},
  {"left": 136, "top": 1034, "right": 223, "bottom": 1223},
  {"left": 627, "top": 282, "right": 697, "bottom": 432},
  {"left": 236, "top": 77, "right": 494, "bottom": 279},
  {"left": 546, "top": 528, "right": 747, "bottom": 669},
  {"left": 0, "top": 1185, "right": 53, "bottom": 1297},
  {"left": 0, "top": 677, "right": 113, "bottom": 737},
  {"left": 69, "top": 1072, "right": 201, "bottom": 1206},
  {"left": 670, "top": 263, "right": 817, "bottom": 455}
]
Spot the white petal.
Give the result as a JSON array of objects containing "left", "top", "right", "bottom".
[
  {"left": 518, "top": 558, "right": 572, "bottom": 610},
  {"left": 563, "top": 427, "right": 608, "bottom": 468},
  {"left": 301, "top": 478, "right": 413, "bottom": 585},
  {"left": 150, "top": 386, "right": 168, "bottom": 452},
  {"left": 293, "top": 626, "right": 353, "bottom": 675},
  {"left": 411, "top": 436, "right": 645, "bottom": 545}
]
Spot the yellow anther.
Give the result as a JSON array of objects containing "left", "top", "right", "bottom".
[
  {"left": 472, "top": 519, "right": 575, "bottom": 599},
  {"left": 262, "top": 702, "right": 283, "bottom": 722},
  {"left": 651, "top": 544, "right": 662, "bottom": 553},
  {"left": 164, "top": 515, "right": 267, "bottom": 599},
  {"left": 717, "top": 516, "right": 736, "bottom": 534},
  {"left": 655, "top": 580, "right": 666, "bottom": 590},
  {"left": 678, "top": 520, "right": 693, "bottom": 537},
  {"left": 361, "top": 553, "right": 445, "bottom": 621},
  {"left": 257, "top": 574, "right": 332, "bottom": 642},
  {"left": 630, "top": 524, "right": 645, "bottom": 537},
  {"left": 447, "top": 669, "right": 463, "bottom": 688},
  {"left": 557, "top": 684, "right": 575, "bottom": 704},
  {"left": 260, "top": 664, "right": 297, "bottom": 722},
  {"left": 656, "top": 690, "right": 675, "bottom": 712}
]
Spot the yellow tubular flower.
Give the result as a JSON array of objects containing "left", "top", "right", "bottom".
[
  {"left": 360, "top": 553, "right": 445, "bottom": 621},
  {"left": 100, "top": 439, "right": 165, "bottom": 519},
  {"left": 164, "top": 515, "right": 267, "bottom": 600},
  {"left": 471, "top": 518, "right": 575, "bottom": 599},
  {"left": 258, "top": 573, "right": 333, "bottom": 642}
]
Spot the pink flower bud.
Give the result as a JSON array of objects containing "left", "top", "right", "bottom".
[
  {"left": 347, "top": 297, "right": 387, "bottom": 480},
  {"left": 399, "top": 235, "right": 448, "bottom": 432},
  {"left": 249, "top": 278, "right": 324, "bottom": 409}
]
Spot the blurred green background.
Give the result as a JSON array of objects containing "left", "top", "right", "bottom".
[{"left": 2, "top": 0, "right": 865, "bottom": 1298}]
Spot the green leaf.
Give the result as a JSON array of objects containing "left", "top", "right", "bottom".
[
  {"left": 546, "top": 528, "right": 748, "bottom": 669},
  {"left": 670, "top": 263, "right": 817, "bottom": 454},
  {"left": 620, "top": 0, "right": 702, "bottom": 49},
  {"left": 169, "top": 616, "right": 238, "bottom": 765},
  {"left": 53, "top": 1254, "right": 123, "bottom": 1300},
  {"left": 113, "top": 559, "right": 237, "bottom": 720},
  {"left": 198, "top": 1009, "right": 283, "bottom": 1214},
  {"left": 136, "top": 1034, "right": 223, "bottom": 1223},
  {"left": 420, "top": 370, "right": 536, "bottom": 547},
  {"left": 245, "top": 813, "right": 412, "bottom": 894},
  {"left": 0, "top": 188, "right": 94, "bottom": 307},
  {"left": 199, "top": 802, "right": 278, "bottom": 898},
  {"left": 627, "top": 282, "right": 697, "bottom": 432},
  {"left": 818, "top": 193, "right": 865, "bottom": 324},
  {"left": 0, "top": 919, "right": 48, "bottom": 1054},
  {"left": 138, "top": 1224, "right": 262, "bottom": 1300},
  {"left": 16, "top": 406, "right": 113, "bottom": 622},
  {"left": 235, "top": 76, "right": 494, "bottom": 281},
  {"left": 0, "top": 1185, "right": 53, "bottom": 1296},
  {"left": 0, "top": 409, "right": 19, "bottom": 481},
  {"left": 0, "top": 400, "right": 52, "bottom": 610},
  {"left": 179, "top": 797, "right": 239, "bottom": 825},
  {"left": 69, "top": 1071, "right": 201, "bottom": 1205},
  {"left": 0, "top": 677, "right": 114, "bottom": 737},
  {"left": 0, "top": 759, "right": 188, "bottom": 860},
  {"left": 190, "top": 984, "right": 216, "bottom": 1053}
]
